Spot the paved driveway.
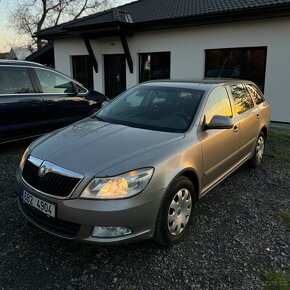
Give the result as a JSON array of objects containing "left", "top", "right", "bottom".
[{"left": 0, "top": 139, "right": 289, "bottom": 290}]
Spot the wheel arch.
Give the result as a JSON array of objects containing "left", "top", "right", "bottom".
[
  {"left": 261, "top": 126, "right": 268, "bottom": 140},
  {"left": 167, "top": 168, "right": 200, "bottom": 201}
]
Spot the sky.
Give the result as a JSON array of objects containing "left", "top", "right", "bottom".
[{"left": 0, "top": 0, "right": 133, "bottom": 53}]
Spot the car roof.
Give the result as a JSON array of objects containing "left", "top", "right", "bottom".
[
  {"left": 140, "top": 79, "right": 253, "bottom": 91},
  {"left": 0, "top": 60, "right": 45, "bottom": 68}
]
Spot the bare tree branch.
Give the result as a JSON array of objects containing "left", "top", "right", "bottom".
[{"left": 8, "top": 0, "right": 116, "bottom": 49}]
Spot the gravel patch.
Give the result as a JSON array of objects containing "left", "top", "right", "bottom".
[{"left": 0, "top": 139, "right": 289, "bottom": 290}]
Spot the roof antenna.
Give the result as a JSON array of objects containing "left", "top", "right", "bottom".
[{"left": 218, "top": 57, "right": 227, "bottom": 78}]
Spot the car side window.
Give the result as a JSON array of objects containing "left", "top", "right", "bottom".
[
  {"left": 0, "top": 66, "right": 34, "bottom": 94},
  {"left": 246, "top": 84, "right": 265, "bottom": 105},
  {"left": 34, "top": 68, "right": 74, "bottom": 94},
  {"left": 204, "top": 87, "right": 233, "bottom": 124},
  {"left": 231, "top": 84, "right": 254, "bottom": 114}
]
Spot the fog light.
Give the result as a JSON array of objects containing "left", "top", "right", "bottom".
[{"left": 92, "top": 226, "right": 132, "bottom": 238}]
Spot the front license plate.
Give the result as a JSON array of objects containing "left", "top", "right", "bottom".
[{"left": 21, "top": 190, "right": 56, "bottom": 218}]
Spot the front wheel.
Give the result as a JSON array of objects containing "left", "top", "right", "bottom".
[
  {"left": 154, "top": 176, "right": 195, "bottom": 246},
  {"left": 249, "top": 131, "right": 265, "bottom": 168}
]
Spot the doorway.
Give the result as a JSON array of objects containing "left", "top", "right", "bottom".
[{"left": 104, "top": 54, "right": 126, "bottom": 99}]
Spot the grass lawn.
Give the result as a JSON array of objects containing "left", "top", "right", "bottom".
[
  {"left": 267, "top": 130, "right": 290, "bottom": 164},
  {"left": 262, "top": 130, "right": 290, "bottom": 290},
  {"left": 279, "top": 212, "right": 290, "bottom": 231},
  {"left": 262, "top": 272, "right": 290, "bottom": 290}
]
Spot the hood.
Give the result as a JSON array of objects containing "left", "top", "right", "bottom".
[{"left": 30, "top": 119, "right": 184, "bottom": 175}]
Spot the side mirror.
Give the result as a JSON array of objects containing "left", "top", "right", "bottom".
[
  {"left": 101, "top": 101, "right": 109, "bottom": 108},
  {"left": 204, "top": 115, "right": 233, "bottom": 130},
  {"left": 72, "top": 83, "right": 80, "bottom": 95}
]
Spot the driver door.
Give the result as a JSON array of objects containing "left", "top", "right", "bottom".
[{"left": 199, "top": 86, "right": 241, "bottom": 192}]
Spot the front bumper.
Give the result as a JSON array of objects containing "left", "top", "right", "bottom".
[{"left": 16, "top": 176, "right": 165, "bottom": 245}]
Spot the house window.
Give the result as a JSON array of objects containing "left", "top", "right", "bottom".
[
  {"left": 71, "top": 55, "right": 93, "bottom": 89},
  {"left": 139, "top": 52, "right": 170, "bottom": 83},
  {"left": 205, "top": 47, "right": 267, "bottom": 92}
]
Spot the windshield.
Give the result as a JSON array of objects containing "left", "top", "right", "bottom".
[{"left": 95, "top": 85, "right": 205, "bottom": 133}]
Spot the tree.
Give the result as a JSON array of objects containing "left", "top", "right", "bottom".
[{"left": 6, "top": 0, "right": 115, "bottom": 49}]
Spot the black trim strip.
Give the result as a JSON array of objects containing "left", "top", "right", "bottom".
[
  {"left": 83, "top": 37, "right": 98, "bottom": 73},
  {"left": 120, "top": 33, "right": 133, "bottom": 73}
]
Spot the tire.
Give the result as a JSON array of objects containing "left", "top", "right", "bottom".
[
  {"left": 249, "top": 131, "right": 265, "bottom": 168},
  {"left": 154, "top": 176, "right": 195, "bottom": 246}
]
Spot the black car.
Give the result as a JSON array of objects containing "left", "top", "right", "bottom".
[{"left": 0, "top": 60, "right": 107, "bottom": 144}]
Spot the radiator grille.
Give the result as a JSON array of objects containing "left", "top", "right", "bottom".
[{"left": 22, "top": 160, "right": 81, "bottom": 197}]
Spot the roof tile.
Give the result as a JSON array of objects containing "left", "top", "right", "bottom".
[{"left": 37, "top": 0, "right": 290, "bottom": 37}]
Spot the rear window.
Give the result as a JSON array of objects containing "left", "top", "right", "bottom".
[
  {"left": 246, "top": 84, "right": 265, "bottom": 105},
  {"left": 0, "top": 66, "right": 34, "bottom": 94}
]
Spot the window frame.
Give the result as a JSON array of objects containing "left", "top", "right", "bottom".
[
  {"left": 245, "top": 83, "right": 265, "bottom": 105},
  {"left": 71, "top": 55, "right": 94, "bottom": 90},
  {"left": 32, "top": 67, "right": 88, "bottom": 95},
  {"left": 230, "top": 83, "right": 255, "bottom": 115},
  {"left": 204, "top": 46, "right": 267, "bottom": 92},
  {"left": 139, "top": 51, "right": 171, "bottom": 83},
  {"left": 0, "top": 65, "right": 37, "bottom": 95},
  {"left": 203, "top": 85, "right": 234, "bottom": 124}
]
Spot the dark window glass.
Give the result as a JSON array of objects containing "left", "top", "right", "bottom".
[
  {"left": 35, "top": 68, "right": 74, "bottom": 94},
  {"left": 231, "top": 84, "right": 254, "bottom": 114},
  {"left": 205, "top": 47, "right": 267, "bottom": 91},
  {"left": 246, "top": 84, "right": 265, "bottom": 105},
  {"left": 139, "top": 52, "right": 170, "bottom": 83},
  {"left": 72, "top": 55, "right": 93, "bottom": 89},
  {"left": 0, "top": 67, "right": 33, "bottom": 94},
  {"left": 204, "top": 87, "right": 233, "bottom": 123},
  {"left": 97, "top": 86, "right": 204, "bottom": 133}
]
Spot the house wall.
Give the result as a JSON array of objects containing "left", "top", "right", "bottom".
[{"left": 54, "top": 17, "right": 290, "bottom": 123}]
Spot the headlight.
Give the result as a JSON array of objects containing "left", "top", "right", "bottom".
[
  {"left": 81, "top": 168, "right": 154, "bottom": 199},
  {"left": 19, "top": 146, "right": 30, "bottom": 170}
]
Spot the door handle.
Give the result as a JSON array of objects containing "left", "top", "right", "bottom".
[
  {"left": 233, "top": 125, "right": 239, "bottom": 133},
  {"left": 256, "top": 114, "right": 260, "bottom": 120}
]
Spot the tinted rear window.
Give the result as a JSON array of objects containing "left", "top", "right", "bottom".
[{"left": 0, "top": 66, "right": 34, "bottom": 94}]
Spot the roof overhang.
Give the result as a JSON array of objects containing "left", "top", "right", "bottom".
[{"left": 36, "top": 4, "right": 290, "bottom": 41}]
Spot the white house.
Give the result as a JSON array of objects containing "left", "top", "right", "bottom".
[{"left": 36, "top": 0, "right": 290, "bottom": 123}]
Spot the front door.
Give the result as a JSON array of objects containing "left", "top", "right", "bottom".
[
  {"left": 199, "top": 87, "right": 241, "bottom": 193},
  {"left": 104, "top": 54, "right": 126, "bottom": 99},
  {"left": 33, "top": 67, "right": 90, "bottom": 131}
]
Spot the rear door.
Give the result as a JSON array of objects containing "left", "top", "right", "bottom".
[
  {"left": 229, "top": 84, "right": 260, "bottom": 160},
  {"left": 200, "top": 86, "right": 241, "bottom": 191},
  {"left": 0, "top": 65, "right": 43, "bottom": 142},
  {"left": 32, "top": 67, "right": 90, "bottom": 131}
]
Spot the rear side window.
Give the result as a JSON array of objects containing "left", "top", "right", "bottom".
[
  {"left": 204, "top": 87, "right": 233, "bottom": 124},
  {"left": 246, "top": 84, "right": 265, "bottom": 105},
  {"left": 34, "top": 68, "right": 74, "bottom": 94},
  {"left": 231, "top": 84, "right": 254, "bottom": 114},
  {"left": 0, "top": 66, "right": 34, "bottom": 94}
]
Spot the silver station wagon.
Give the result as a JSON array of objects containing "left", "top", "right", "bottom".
[{"left": 16, "top": 80, "right": 270, "bottom": 246}]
